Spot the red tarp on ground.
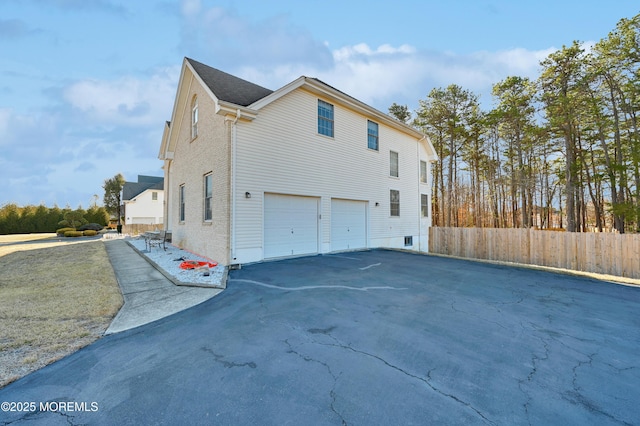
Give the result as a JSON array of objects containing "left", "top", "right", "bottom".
[{"left": 179, "top": 260, "right": 218, "bottom": 270}]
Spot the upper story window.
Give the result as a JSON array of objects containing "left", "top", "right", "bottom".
[
  {"left": 179, "top": 184, "right": 186, "bottom": 222},
  {"left": 420, "top": 160, "right": 427, "bottom": 183},
  {"left": 390, "top": 151, "right": 399, "bottom": 177},
  {"left": 152, "top": 191, "right": 158, "bottom": 201},
  {"left": 191, "top": 95, "right": 198, "bottom": 139},
  {"left": 204, "top": 173, "right": 212, "bottom": 221},
  {"left": 367, "top": 120, "right": 379, "bottom": 150},
  {"left": 421, "top": 194, "right": 429, "bottom": 217},
  {"left": 318, "top": 99, "right": 334, "bottom": 137}
]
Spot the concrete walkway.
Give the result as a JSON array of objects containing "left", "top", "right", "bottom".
[{"left": 103, "top": 239, "right": 221, "bottom": 334}]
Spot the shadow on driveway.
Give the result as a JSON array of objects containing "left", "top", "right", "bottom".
[{"left": 1, "top": 250, "right": 639, "bottom": 425}]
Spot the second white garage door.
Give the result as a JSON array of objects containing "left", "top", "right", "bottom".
[
  {"left": 331, "top": 199, "right": 367, "bottom": 251},
  {"left": 264, "top": 194, "right": 319, "bottom": 259}
]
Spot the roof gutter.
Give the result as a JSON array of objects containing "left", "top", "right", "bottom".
[{"left": 217, "top": 101, "right": 258, "bottom": 121}]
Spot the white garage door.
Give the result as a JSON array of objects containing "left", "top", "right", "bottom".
[
  {"left": 331, "top": 199, "right": 367, "bottom": 251},
  {"left": 131, "top": 217, "right": 155, "bottom": 224},
  {"left": 264, "top": 194, "right": 319, "bottom": 259}
]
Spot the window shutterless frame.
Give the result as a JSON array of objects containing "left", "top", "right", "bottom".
[
  {"left": 191, "top": 96, "right": 198, "bottom": 139},
  {"left": 390, "top": 151, "right": 399, "bottom": 177},
  {"left": 204, "top": 173, "right": 212, "bottom": 221},
  {"left": 390, "top": 189, "right": 400, "bottom": 216},
  {"left": 367, "top": 120, "right": 379, "bottom": 150},
  {"left": 179, "top": 184, "right": 186, "bottom": 222},
  {"left": 421, "top": 194, "right": 429, "bottom": 217},
  {"left": 318, "top": 99, "right": 334, "bottom": 137}
]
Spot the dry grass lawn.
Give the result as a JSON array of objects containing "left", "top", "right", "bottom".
[{"left": 0, "top": 234, "right": 123, "bottom": 388}]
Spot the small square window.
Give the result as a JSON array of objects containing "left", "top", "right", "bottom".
[
  {"left": 404, "top": 236, "right": 413, "bottom": 246},
  {"left": 318, "top": 100, "right": 334, "bottom": 137},
  {"left": 367, "top": 120, "right": 379, "bottom": 150},
  {"left": 390, "top": 189, "right": 400, "bottom": 217}
]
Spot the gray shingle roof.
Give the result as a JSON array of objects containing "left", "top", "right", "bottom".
[
  {"left": 186, "top": 58, "right": 273, "bottom": 107},
  {"left": 123, "top": 176, "right": 164, "bottom": 201}
]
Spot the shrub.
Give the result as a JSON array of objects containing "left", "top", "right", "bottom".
[
  {"left": 56, "top": 227, "right": 76, "bottom": 235},
  {"left": 83, "top": 230, "right": 98, "bottom": 237},
  {"left": 64, "top": 231, "right": 83, "bottom": 238},
  {"left": 77, "top": 223, "right": 103, "bottom": 231}
]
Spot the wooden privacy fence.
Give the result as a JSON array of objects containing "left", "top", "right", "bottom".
[
  {"left": 429, "top": 227, "right": 640, "bottom": 279},
  {"left": 121, "top": 224, "right": 164, "bottom": 236}
]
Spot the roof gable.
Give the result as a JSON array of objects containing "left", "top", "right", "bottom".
[
  {"left": 160, "top": 58, "right": 437, "bottom": 161},
  {"left": 186, "top": 58, "right": 273, "bottom": 107},
  {"left": 123, "top": 176, "right": 164, "bottom": 201}
]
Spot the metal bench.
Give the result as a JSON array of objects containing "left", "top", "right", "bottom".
[{"left": 143, "top": 230, "right": 167, "bottom": 251}]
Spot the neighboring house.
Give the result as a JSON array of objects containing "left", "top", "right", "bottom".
[
  {"left": 122, "top": 175, "right": 164, "bottom": 225},
  {"left": 159, "top": 57, "right": 438, "bottom": 266}
]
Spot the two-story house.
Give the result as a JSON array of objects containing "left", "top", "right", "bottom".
[
  {"left": 159, "top": 58, "right": 437, "bottom": 266},
  {"left": 122, "top": 175, "right": 164, "bottom": 225}
]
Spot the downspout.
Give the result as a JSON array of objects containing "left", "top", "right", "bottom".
[
  {"left": 417, "top": 135, "right": 426, "bottom": 252},
  {"left": 164, "top": 159, "right": 171, "bottom": 231},
  {"left": 229, "top": 108, "right": 241, "bottom": 264}
]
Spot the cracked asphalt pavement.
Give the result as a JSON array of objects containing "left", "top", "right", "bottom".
[{"left": 1, "top": 250, "right": 639, "bottom": 425}]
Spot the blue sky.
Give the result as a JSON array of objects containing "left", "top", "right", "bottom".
[{"left": 1, "top": 0, "right": 638, "bottom": 208}]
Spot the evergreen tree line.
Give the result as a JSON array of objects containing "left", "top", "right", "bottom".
[
  {"left": 0, "top": 203, "right": 109, "bottom": 235},
  {"left": 394, "top": 13, "right": 639, "bottom": 233}
]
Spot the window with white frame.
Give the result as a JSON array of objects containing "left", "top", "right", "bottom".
[
  {"left": 420, "top": 160, "right": 427, "bottom": 183},
  {"left": 367, "top": 120, "right": 379, "bottom": 150},
  {"left": 204, "top": 173, "right": 212, "bottom": 221},
  {"left": 318, "top": 99, "right": 334, "bottom": 137},
  {"left": 179, "top": 184, "right": 185, "bottom": 222},
  {"left": 390, "top": 189, "right": 400, "bottom": 216},
  {"left": 191, "top": 96, "right": 198, "bottom": 139},
  {"left": 152, "top": 191, "right": 158, "bottom": 201},
  {"left": 390, "top": 151, "right": 399, "bottom": 177},
  {"left": 421, "top": 194, "right": 429, "bottom": 217}
]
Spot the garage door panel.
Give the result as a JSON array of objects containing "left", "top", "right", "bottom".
[
  {"left": 331, "top": 199, "right": 367, "bottom": 251},
  {"left": 264, "top": 194, "right": 318, "bottom": 259}
]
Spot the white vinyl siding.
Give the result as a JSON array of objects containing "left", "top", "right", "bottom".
[{"left": 232, "top": 89, "right": 428, "bottom": 263}]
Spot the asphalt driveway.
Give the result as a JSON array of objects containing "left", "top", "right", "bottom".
[{"left": 1, "top": 250, "right": 639, "bottom": 425}]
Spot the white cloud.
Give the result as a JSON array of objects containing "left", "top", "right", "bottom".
[
  {"left": 332, "top": 43, "right": 417, "bottom": 61},
  {"left": 181, "top": 0, "right": 201, "bottom": 17},
  {"left": 1, "top": 66, "right": 175, "bottom": 207},
  {"left": 178, "top": 3, "right": 333, "bottom": 71},
  {"left": 472, "top": 47, "right": 557, "bottom": 77},
  {"left": 0, "top": 108, "right": 10, "bottom": 143},
  {"left": 63, "top": 66, "right": 179, "bottom": 127},
  {"left": 233, "top": 41, "right": 555, "bottom": 111}
]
